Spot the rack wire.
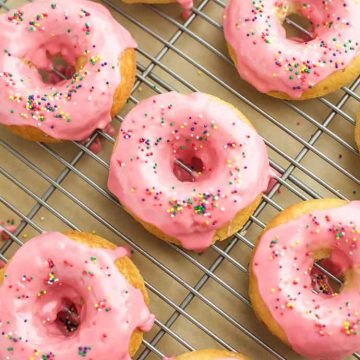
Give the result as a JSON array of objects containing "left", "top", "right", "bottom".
[{"left": 0, "top": 0, "right": 360, "bottom": 359}]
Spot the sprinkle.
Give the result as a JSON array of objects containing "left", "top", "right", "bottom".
[
  {"left": 89, "top": 55, "right": 101, "bottom": 65},
  {"left": 94, "top": 299, "right": 112, "bottom": 312},
  {"left": 37, "top": 290, "right": 47, "bottom": 297},
  {"left": 47, "top": 271, "right": 59, "bottom": 285},
  {"left": 8, "top": 10, "right": 24, "bottom": 24},
  {"left": 78, "top": 346, "right": 92, "bottom": 357}
]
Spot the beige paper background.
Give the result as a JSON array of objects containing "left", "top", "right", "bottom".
[{"left": 0, "top": 0, "right": 360, "bottom": 359}]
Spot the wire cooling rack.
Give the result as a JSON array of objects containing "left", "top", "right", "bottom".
[{"left": 1, "top": 0, "right": 360, "bottom": 359}]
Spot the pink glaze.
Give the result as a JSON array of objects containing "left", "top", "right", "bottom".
[
  {"left": 0, "top": 223, "right": 16, "bottom": 241},
  {"left": 80, "top": 125, "right": 116, "bottom": 154},
  {"left": 176, "top": 0, "right": 193, "bottom": 19},
  {"left": 223, "top": 0, "right": 360, "bottom": 98},
  {"left": 265, "top": 168, "right": 281, "bottom": 194},
  {"left": 108, "top": 92, "right": 271, "bottom": 252},
  {"left": 0, "top": 0, "right": 136, "bottom": 141},
  {"left": 0, "top": 232, "right": 154, "bottom": 359},
  {"left": 252, "top": 201, "right": 360, "bottom": 360}
]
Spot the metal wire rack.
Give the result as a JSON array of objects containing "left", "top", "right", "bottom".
[{"left": 0, "top": 0, "right": 360, "bottom": 359}]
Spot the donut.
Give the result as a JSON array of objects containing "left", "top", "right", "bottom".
[
  {"left": 108, "top": 92, "right": 271, "bottom": 252},
  {"left": 169, "top": 349, "right": 249, "bottom": 360},
  {"left": 223, "top": 0, "right": 360, "bottom": 100},
  {"left": 0, "top": 0, "right": 137, "bottom": 142},
  {"left": 249, "top": 199, "right": 360, "bottom": 359},
  {"left": 0, "top": 231, "right": 155, "bottom": 359},
  {"left": 122, "top": 0, "right": 193, "bottom": 20}
]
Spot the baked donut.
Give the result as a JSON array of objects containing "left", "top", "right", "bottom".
[
  {"left": 122, "top": 0, "right": 193, "bottom": 20},
  {"left": 0, "top": 0, "right": 136, "bottom": 142},
  {"left": 170, "top": 349, "right": 249, "bottom": 360},
  {"left": 249, "top": 199, "right": 360, "bottom": 359},
  {"left": 0, "top": 231, "right": 154, "bottom": 359},
  {"left": 108, "top": 92, "right": 271, "bottom": 252},
  {"left": 223, "top": 0, "right": 360, "bottom": 100}
]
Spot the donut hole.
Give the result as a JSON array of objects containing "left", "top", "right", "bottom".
[
  {"left": 38, "top": 54, "right": 76, "bottom": 84},
  {"left": 310, "top": 249, "right": 349, "bottom": 296},
  {"left": 276, "top": 2, "right": 314, "bottom": 42},
  {"left": 55, "top": 298, "right": 82, "bottom": 336},
  {"left": 283, "top": 13, "right": 313, "bottom": 42},
  {"left": 25, "top": 36, "right": 83, "bottom": 85},
  {"left": 36, "top": 285, "right": 84, "bottom": 338},
  {"left": 169, "top": 127, "right": 219, "bottom": 183},
  {"left": 173, "top": 156, "right": 204, "bottom": 182}
]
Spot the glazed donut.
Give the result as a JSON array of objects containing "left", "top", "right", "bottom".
[
  {"left": 223, "top": 0, "right": 360, "bottom": 100},
  {"left": 108, "top": 92, "right": 271, "bottom": 252},
  {"left": 249, "top": 199, "right": 360, "bottom": 359},
  {"left": 0, "top": 231, "right": 154, "bottom": 359},
  {"left": 171, "top": 349, "right": 249, "bottom": 360},
  {"left": 0, "top": 0, "right": 136, "bottom": 142},
  {"left": 122, "top": 0, "right": 193, "bottom": 19}
]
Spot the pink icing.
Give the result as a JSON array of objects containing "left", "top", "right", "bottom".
[
  {"left": 0, "top": 221, "right": 16, "bottom": 241},
  {"left": 0, "top": 232, "right": 154, "bottom": 359},
  {"left": 176, "top": 0, "right": 193, "bottom": 19},
  {"left": 252, "top": 201, "right": 360, "bottom": 360},
  {"left": 0, "top": 0, "right": 136, "bottom": 140},
  {"left": 223, "top": 0, "right": 360, "bottom": 98},
  {"left": 108, "top": 92, "right": 271, "bottom": 252},
  {"left": 81, "top": 125, "right": 116, "bottom": 154},
  {"left": 265, "top": 168, "right": 281, "bottom": 194}
]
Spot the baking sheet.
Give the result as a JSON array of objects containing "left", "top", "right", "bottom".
[{"left": 0, "top": 0, "right": 360, "bottom": 359}]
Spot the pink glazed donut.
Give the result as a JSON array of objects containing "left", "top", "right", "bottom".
[
  {"left": 0, "top": 0, "right": 137, "bottom": 142},
  {"left": 108, "top": 92, "right": 271, "bottom": 252},
  {"left": 250, "top": 199, "right": 360, "bottom": 360},
  {"left": 0, "top": 232, "right": 154, "bottom": 359},
  {"left": 223, "top": 0, "right": 360, "bottom": 100}
]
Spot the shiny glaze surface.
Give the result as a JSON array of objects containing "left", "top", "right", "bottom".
[
  {"left": 224, "top": 0, "right": 360, "bottom": 98},
  {"left": 0, "top": 232, "right": 154, "bottom": 359},
  {"left": 252, "top": 201, "right": 360, "bottom": 359},
  {"left": 108, "top": 92, "right": 271, "bottom": 251},
  {"left": 176, "top": 0, "right": 193, "bottom": 19},
  {"left": 0, "top": 0, "right": 136, "bottom": 140}
]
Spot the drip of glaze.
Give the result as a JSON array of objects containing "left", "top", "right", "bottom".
[{"left": 0, "top": 232, "right": 154, "bottom": 359}]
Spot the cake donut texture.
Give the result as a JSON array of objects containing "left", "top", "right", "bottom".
[
  {"left": 223, "top": 0, "right": 360, "bottom": 100},
  {"left": 108, "top": 92, "right": 271, "bottom": 252},
  {"left": 0, "top": 231, "right": 154, "bottom": 359},
  {"left": 173, "top": 349, "right": 249, "bottom": 360},
  {"left": 0, "top": 0, "right": 136, "bottom": 142},
  {"left": 250, "top": 199, "right": 360, "bottom": 360},
  {"left": 355, "top": 110, "right": 360, "bottom": 152}
]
